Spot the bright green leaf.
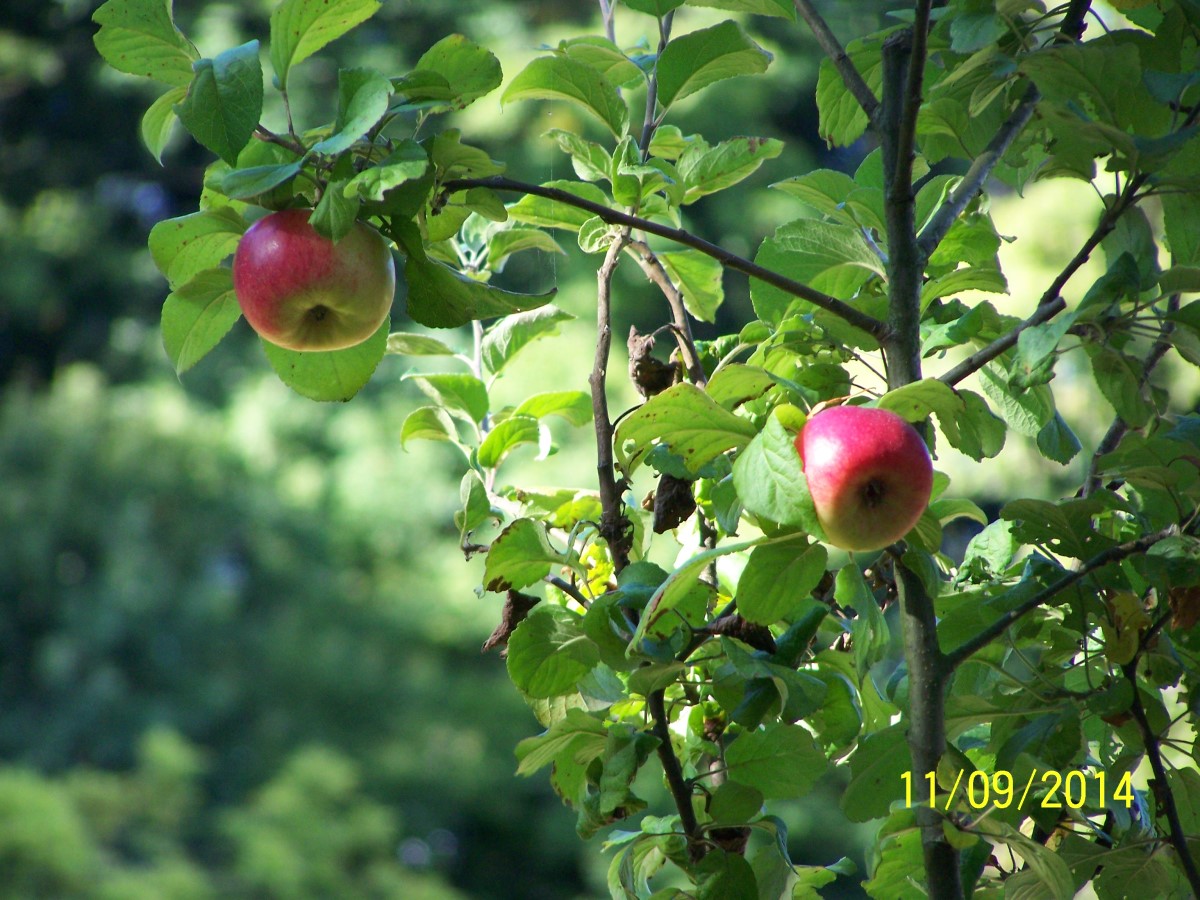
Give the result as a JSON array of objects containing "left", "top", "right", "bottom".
[
  {"left": 658, "top": 250, "right": 724, "bottom": 322},
  {"left": 725, "top": 724, "right": 827, "bottom": 799},
  {"left": 262, "top": 317, "right": 388, "bottom": 401},
  {"left": 148, "top": 207, "right": 245, "bottom": 289},
  {"left": 269, "top": 0, "right": 382, "bottom": 89},
  {"left": 92, "top": 0, "right": 199, "bottom": 87},
  {"left": 161, "top": 267, "right": 241, "bottom": 374},
  {"left": 656, "top": 20, "right": 772, "bottom": 111},
  {"left": 506, "top": 605, "right": 600, "bottom": 698},
  {"left": 175, "top": 40, "right": 263, "bottom": 165},
  {"left": 502, "top": 56, "right": 629, "bottom": 139},
  {"left": 735, "top": 541, "right": 827, "bottom": 625}
]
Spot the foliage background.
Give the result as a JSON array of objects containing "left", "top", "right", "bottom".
[{"left": 0, "top": 0, "right": 1168, "bottom": 897}]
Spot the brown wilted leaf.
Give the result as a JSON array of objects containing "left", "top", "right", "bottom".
[
  {"left": 628, "top": 326, "right": 680, "bottom": 398},
  {"left": 482, "top": 590, "right": 540, "bottom": 656},
  {"left": 1169, "top": 585, "right": 1200, "bottom": 632},
  {"left": 652, "top": 473, "right": 697, "bottom": 533}
]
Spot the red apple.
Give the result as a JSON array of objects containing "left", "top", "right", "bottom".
[
  {"left": 795, "top": 405, "right": 933, "bottom": 552},
  {"left": 232, "top": 209, "right": 395, "bottom": 352}
]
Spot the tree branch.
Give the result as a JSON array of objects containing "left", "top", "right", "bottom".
[
  {"left": 647, "top": 688, "right": 705, "bottom": 860},
  {"left": 442, "top": 176, "right": 890, "bottom": 341},
  {"left": 917, "top": 85, "right": 1040, "bottom": 258},
  {"left": 1124, "top": 659, "right": 1200, "bottom": 895},
  {"left": 918, "top": 0, "right": 1094, "bottom": 259},
  {"left": 893, "top": 3, "right": 932, "bottom": 203},
  {"left": 592, "top": 235, "right": 632, "bottom": 571},
  {"left": 792, "top": 0, "right": 880, "bottom": 121},
  {"left": 945, "top": 527, "right": 1177, "bottom": 670},
  {"left": 939, "top": 175, "right": 1146, "bottom": 387},
  {"left": 625, "top": 241, "right": 707, "bottom": 386}
]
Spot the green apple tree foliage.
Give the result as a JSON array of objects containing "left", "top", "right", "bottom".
[{"left": 96, "top": 0, "right": 1200, "bottom": 896}]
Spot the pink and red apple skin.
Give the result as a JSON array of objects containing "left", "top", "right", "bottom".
[
  {"left": 232, "top": 209, "right": 395, "bottom": 352},
  {"left": 795, "top": 405, "right": 934, "bottom": 552}
]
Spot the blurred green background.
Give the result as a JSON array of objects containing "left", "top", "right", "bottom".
[{"left": 1, "top": 1, "right": 1152, "bottom": 897}]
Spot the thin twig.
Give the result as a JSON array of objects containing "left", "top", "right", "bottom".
[
  {"left": 945, "top": 526, "right": 1177, "bottom": 670},
  {"left": 625, "top": 241, "right": 706, "bottom": 386},
  {"left": 441, "top": 176, "right": 890, "bottom": 341},
  {"left": 641, "top": 12, "right": 674, "bottom": 153},
  {"left": 792, "top": 0, "right": 879, "bottom": 121},
  {"left": 1124, "top": 658, "right": 1200, "bottom": 895},
  {"left": 893, "top": 2, "right": 932, "bottom": 202},
  {"left": 939, "top": 175, "right": 1146, "bottom": 387}
]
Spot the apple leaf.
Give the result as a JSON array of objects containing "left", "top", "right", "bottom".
[
  {"left": 344, "top": 140, "right": 429, "bottom": 201},
  {"left": 677, "top": 135, "right": 783, "bottom": 204},
  {"left": 175, "top": 40, "right": 264, "bottom": 165},
  {"left": 502, "top": 56, "right": 630, "bottom": 139},
  {"left": 403, "top": 373, "right": 490, "bottom": 425},
  {"left": 724, "top": 723, "right": 827, "bottom": 799},
  {"left": 307, "top": 179, "right": 360, "bottom": 242},
  {"left": 161, "top": 267, "right": 241, "bottom": 374},
  {"left": 625, "top": 0, "right": 686, "bottom": 15},
  {"left": 412, "top": 34, "right": 503, "bottom": 109},
  {"left": 935, "top": 389, "right": 1006, "bottom": 461},
  {"left": 269, "top": 0, "right": 382, "bottom": 90},
  {"left": 730, "top": 413, "right": 823, "bottom": 536},
  {"left": 658, "top": 250, "right": 724, "bottom": 322},
  {"left": 486, "top": 228, "right": 565, "bottom": 273},
  {"left": 816, "top": 33, "right": 886, "bottom": 147},
  {"left": 616, "top": 383, "right": 758, "bottom": 477},
  {"left": 514, "top": 707, "right": 608, "bottom": 776},
  {"left": 734, "top": 540, "right": 827, "bottom": 625},
  {"left": 478, "top": 416, "right": 547, "bottom": 469},
  {"left": 261, "top": 317, "right": 389, "bottom": 402},
  {"left": 399, "top": 406, "right": 463, "bottom": 451},
  {"left": 506, "top": 180, "right": 612, "bottom": 232},
  {"left": 385, "top": 333, "right": 459, "bottom": 357},
  {"left": 403, "top": 252, "right": 557, "bottom": 329},
  {"left": 148, "top": 207, "right": 245, "bottom": 289},
  {"left": 92, "top": 0, "right": 199, "bottom": 88},
  {"left": 310, "top": 67, "right": 393, "bottom": 156},
  {"left": 484, "top": 519, "right": 577, "bottom": 593},
  {"left": 875, "top": 378, "right": 963, "bottom": 423},
  {"left": 840, "top": 723, "right": 912, "bottom": 822},
  {"left": 684, "top": 0, "right": 795, "bottom": 19},
  {"left": 979, "top": 364, "right": 1055, "bottom": 437},
  {"left": 141, "top": 85, "right": 187, "bottom": 162},
  {"left": 219, "top": 160, "right": 305, "bottom": 202},
  {"left": 514, "top": 392, "right": 593, "bottom": 427},
  {"left": 506, "top": 605, "right": 600, "bottom": 699},
  {"left": 481, "top": 305, "right": 574, "bottom": 376},
  {"left": 751, "top": 219, "right": 886, "bottom": 323},
  {"left": 655, "top": 20, "right": 772, "bottom": 112}
]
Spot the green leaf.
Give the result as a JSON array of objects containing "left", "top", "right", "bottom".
[
  {"left": 656, "top": 20, "right": 772, "bottom": 111},
  {"left": 502, "top": 56, "right": 629, "bottom": 139},
  {"left": 175, "top": 41, "right": 264, "bottom": 165},
  {"left": 413, "top": 34, "right": 502, "bottom": 109},
  {"left": 506, "top": 180, "right": 612, "bottom": 231},
  {"left": 485, "top": 519, "right": 574, "bottom": 593},
  {"left": 307, "top": 178, "right": 360, "bottom": 242},
  {"left": 160, "top": 267, "right": 241, "bottom": 374},
  {"left": 1087, "top": 345, "right": 1152, "bottom": 428},
  {"left": 979, "top": 364, "right": 1054, "bottom": 437},
  {"left": 658, "top": 250, "right": 724, "bottom": 322},
  {"left": 975, "top": 820, "right": 1075, "bottom": 900},
  {"left": 514, "top": 392, "right": 593, "bottom": 427},
  {"left": 481, "top": 305, "right": 574, "bottom": 376},
  {"left": 545, "top": 129, "right": 612, "bottom": 182},
  {"left": 919, "top": 266, "right": 1007, "bottom": 308},
  {"left": 92, "top": 0, "right": 199, "bottom": 87},
  {"left": 506, "top": 605, "right": 600, "bottom": 698},
  {"left": 625, "top": 0, "right": 686, "bottom": 15},
  {"left": 725, "top": 724, "right": 827, "bottom": 799},
  {"left": 684, "top": 0, "right": 795, "bottom": 17},
  {"left": 935, "top": 389, "right": 1006, "bottom": 461},
  {"left": 388, "top": 333, "right": 458, "bottom": 357},
  {"left": 487, "top": 228, "right": 565, "bottom": 272},
  {"left": 876, "top": 377, "right": 963, "bottom": 423},
  {"left": 141, "top": 85, "right": 187, "bottom": 162},
  {"left": 400, "top": 406, "right": 460, "bottom": 449},
  {"left": 399, "top": 231, "right": 556, "bottom": 329},
  {"left": 403, "top": 373, "right": 489, "bottom": 424},
  {"left": 731, "top": 413, "right": 823, "bottom": 535},
  {"left": 709, "top": 780, "right": 765, "bottom": 825},
  {"left": 837, "top": 565, "right": 888, "bottom": 681},
  {"left": 676, "top": 135, "right": 784, "bottom": 204},
  {"left": 705, "top": 364, "right": 776, "bottom": 410},
  {"left": 261, "top": 317, "right": 388, "bottom": 401},
  {"left": 616, "top": 383, "right": 758, "bottom": 477},
  {"left": 148, "top": 207, "right": 245, "bottom": 289},
  {"left": 455, "top": 470, "right": 495, "bottom": 541},
  {"left": 1036, "top": 411, "right": 1082, "bottom": 465},
  {"left": 219, "top": 160, "right": 304, "bottom": 201},
  {"left": 269, "top": 0, "right": 382, "bottom": 90},
  {"left": 310, "top": 68, "right": 392, "bottom": 156},
  {"left": 751, "top": 220, "right": 886, "bottom": 322},
  {"left": 735, "top": 541, "right": 827, "bottom": 625},
  {"left": 840, "top": 723, "right": 912, "bottom": 822},
  {"left": 816, "top": 34, "right": 885, "bottom": 147},
  {"left": 343, "top": 140, "right": 429, "bottom": 201},
  {"left": 514, "top": 707, "right": 607, "bottom": 775},
  {"left": 695, "top": 850, "right": 757, "bottom": 900},
  {"left": 478, "top": 416, "right": 544, "bottom": 469}
]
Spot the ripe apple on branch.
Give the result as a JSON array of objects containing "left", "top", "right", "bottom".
[{"left": 232, "top": 209, "right": 396, "bottom": 353}]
